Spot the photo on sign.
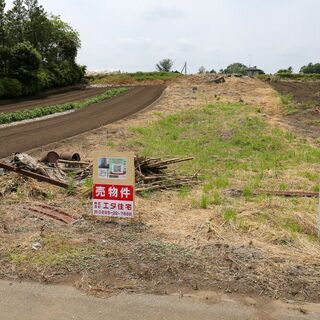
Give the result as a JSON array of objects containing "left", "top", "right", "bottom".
[
  {"left": 98, "top": 157, "right": 127, "bottom": 180},
  {"left": 98, "top": 157, "right": 108, "bottom": 178}
]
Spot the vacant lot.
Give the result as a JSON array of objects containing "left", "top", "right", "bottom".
[{"left": 0, "top": 75, "right": 319, "bottom": 302}]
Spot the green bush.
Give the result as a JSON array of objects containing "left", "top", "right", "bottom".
[
  {"left": 0, "top": 81, "right": 4, "bottom": 97},
  {"left": 47, "top": 62, "right": 85, "bottom": 87},
  {"left": 9, "top": 42, "right": 42, "bottom": 83},
  {"left": 0, "top": 78, "right": 23, "bottom": 98},
  {"left": 274, "top": 73, "right": 320, "bottom": 81},
  {"left": 36, "top": 70, "right": 52, "bottom": 90}
]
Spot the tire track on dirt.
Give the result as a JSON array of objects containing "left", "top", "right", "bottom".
[{"left": 0, "top": 85, "right": 165, "bottom": 159}]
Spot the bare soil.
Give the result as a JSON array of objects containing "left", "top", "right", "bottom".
[{"left": 270, "top": 80, "right": 320, "bottom": 141}]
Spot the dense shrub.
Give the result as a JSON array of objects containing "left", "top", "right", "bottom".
[
  {"left": 9, "top": 42, "right": 42, "bottom": 81},
  {"left": 274, "top": 73, "right": 320, "bottom": 81},
  {"left": 0, "top": 77, "right": 23, "bottom": 97}
]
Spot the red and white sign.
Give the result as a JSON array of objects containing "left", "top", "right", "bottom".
[
  {"left": 92, "top": 151, "right": 135, "bottom": 219},
  {"left": 93, "top": 184, "right": 134, "bottom": 218}
]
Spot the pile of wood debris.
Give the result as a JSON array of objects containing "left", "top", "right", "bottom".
[
  {"left": 0, "top": 153, "right": 197, "bottom": 194},
  {"left": 1, "top": 153, "right": 318, "bottom": 199},
  {"left": 135, "top": 156, "right": 197, "bottom": 192}
]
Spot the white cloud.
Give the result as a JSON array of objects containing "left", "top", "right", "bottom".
[
  {"left": 4, "top": 0, "right": 320, "bottom": 73},
  {"left": 142, "top": 6, "right": 183, "bottom": 20}
]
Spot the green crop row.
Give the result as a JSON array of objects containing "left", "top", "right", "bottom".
[{"left": 0, "top": 87, "right": 128, "bottom": 125}]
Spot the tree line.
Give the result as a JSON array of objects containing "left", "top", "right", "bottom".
[
  {"left": 198, "top": 63, "right": 320, "bottom": 76},
  {"left": 276, "top": 63, "right": 320, "bottom": 75},
  {"left": 0, "top": 0, "right": 85, "bottom": 98}
]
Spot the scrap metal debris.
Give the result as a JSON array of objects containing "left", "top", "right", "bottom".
[
  {"left": 14, "top": 153, "right": 67, "bottom": 182},
  {"left": 22, "top": 203, "right": 80, "bottom": 224},
  {"left": 0, "top": 161, "right": 68, "bottom": 189}
]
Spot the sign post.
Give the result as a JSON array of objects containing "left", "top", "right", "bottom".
[
  {"left": 318, "top": 188, "right": 320, "bottom": 238},
  {"left": 92, "top": 151, "right": 135, "bottom": 219}
]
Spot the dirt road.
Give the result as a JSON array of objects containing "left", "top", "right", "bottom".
[
  {"left": 0, "top": 280, "right": 319, "bottom": 320},
  {"left": 0, "top": 87, "right": 109, "bottom": 113},
  {"left": 0, "top": 85, "right": 165, "bottom": 159}
]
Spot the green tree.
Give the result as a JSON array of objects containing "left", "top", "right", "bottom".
[
  {"left": 24, "top": 0, "right": 50, "bottom": 55},
  {"left": 0, "top": 0, "right": 6, "bottom": 46},
  {"left": 45, "top": 16, "right": 81, "bottom": 64},
  {"left": 156, "top": 58, "right": 174, "bottom": 72},
  {"left": 300, "top": 63, "right": 320, "bottom": 74},
  {"left": 0, "top": 1, "right": 85, "bottom": 98},
  {"left": 6, "top": 0, "right": 27, "bottom": 46},
  {"left": 223, "top": 63, "right": 248, "bottom": 75},
  {"left": 276, "top": 66, "right": 293, "bottom": 74},
  {"left": 0, "top": 45, "right": 11, "bottom": 75},
  {"left": 198, "top": 66, "right": 206, "bottom": 74},
  {"left": 8, "top": 41, "right": 41, "bottom": 82}
]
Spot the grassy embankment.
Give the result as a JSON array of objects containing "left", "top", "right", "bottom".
[
  {"left": 0, "top": 87, "right": 128, "bottom": 125},
  {"left": 279, "top": 93, "right": 299, "bottom": 115},
  {"left": 129, "top": 102, "right": 320, "bottom": 246},
  {"left": 90, "top": 71, "right": 181, "bottom": 85}
]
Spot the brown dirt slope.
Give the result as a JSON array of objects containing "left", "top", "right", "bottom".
[{"left": 270, "top": 80, "right": 320, "bottom": 141}]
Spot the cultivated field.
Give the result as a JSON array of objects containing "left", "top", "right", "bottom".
[
  {"left": 0, "top": 86, "right": 165, "bottom": 159},
  {"left": 0, "top": 87, "right": 108, "bottom": 113}
]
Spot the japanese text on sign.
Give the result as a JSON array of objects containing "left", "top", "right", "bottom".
[{"left": 92, "top": 151, "right": 135, "bottom": 219}]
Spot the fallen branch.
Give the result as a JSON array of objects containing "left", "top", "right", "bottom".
[{"left": 229, "top": 188, "right": 319, "bottom": 198}]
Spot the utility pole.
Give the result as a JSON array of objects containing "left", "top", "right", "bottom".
[{"left": 181, "top": 62, "right": 187, "bottom": 75}]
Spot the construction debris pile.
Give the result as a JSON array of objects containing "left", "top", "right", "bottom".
[
  {"left": 135, "top": 156, "right": 197, "bottom": 192},
  {"left": 0, "top": 152, "right": 197, "bottom": 195},
  {"left": 1, "top": 152, "right": 318, "bottom": 199}
]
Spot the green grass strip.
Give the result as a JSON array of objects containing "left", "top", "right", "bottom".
[
  {"left": 91, "top": 71, "right": 181, "bottom": 84},
  {"left": 0, "top": 87, "right": 128, "bottom": 125}
]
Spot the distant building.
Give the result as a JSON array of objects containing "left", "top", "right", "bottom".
[{"left": 246, "top": 66, "right": 265, "bottom": 76}]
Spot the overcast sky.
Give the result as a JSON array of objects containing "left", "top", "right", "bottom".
[{"left": 5, "top": 0, "right": 320, "bottom": 73}]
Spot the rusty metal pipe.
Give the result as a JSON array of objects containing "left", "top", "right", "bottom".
[
  {"left": 59, "top": 152, "right": 81, "bottom": 162},
  {"left": 40, "top": 151, "right": 60, "bottom": 164}
]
